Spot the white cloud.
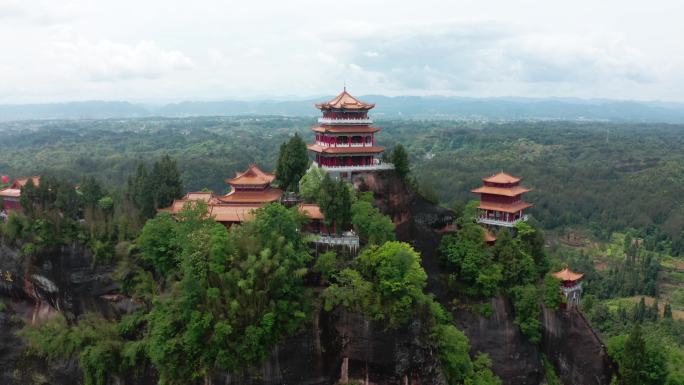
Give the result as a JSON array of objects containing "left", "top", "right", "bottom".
[{"left": 48, "top": 38, "right": 195, "bottom": 81}]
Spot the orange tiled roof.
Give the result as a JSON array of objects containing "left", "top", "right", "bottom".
[
  {"left": 552, "top": 268, "right": 584, "bottom": 282},
  {"left": 471, "top": 185, "right": 531, "bottom": 197},
  {"left": 209, "top": 205, "right": 260, "bottom": 223},
  {"left": 299, "top": 203, "right": 324, "bottom": 220},
  {"left": 185, "top": 191, "right": 215, "bottom": 202},
  {"left": 217, "top": 188, "right": 283, "bottom": 204},
  {"left": 478, "top": 200, "right": 532, "bottom": 214},
  {"left": 483, "top": 172, "right": 520, "bottom": 184},
  {"left": 483, "top": 228, "right": 497, "bottom": 243},
  {"left": 312, "top": 125, "right": 381, "bottom": 134},
  {"left": 226, "top": 164, "right": 275, "bottom": 186},
  {"left": 307, "top": 144, "right": 384, "bottom": 154},
  {"left": 315, "top": 89, "right": 375, "bottom": 110}
]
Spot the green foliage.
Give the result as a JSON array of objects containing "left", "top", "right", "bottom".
[
  {"left": 609, "top": 324, "right": 668, "bottom": 385},
  {"left": 543, "top": 274, "right": 563, "bottom": 310},
  {"left": 351, "top": 199, "right": 395, "bottom": 245},
  {"left": 542, "top": 354, "right": 562, "bottom": 385},
  {"left": 317, "top": 174, "right": 353, "bottom": 233},
  {"left": 440, "top": 223, "right": 502, "bottom": 297},
  {"left": 664, "top": 303, "right": 673, "bottom": 319},
  {"left": 125, "top": 156, "right": 183, "bottom": 220},
  {"left": 299, "top": 165, "right": 326, "bottom": 202},
  {"left": 510, "top": 284, "right": 541, "bottom": 343},
  {"left": 430, "top": 324, "right": 473, "bottom": 383},
  {"left": 145, "top": 202, "right": 311, "bottom": 383},
  {"left": 313, "top": 251, "right": 340, "bottom": 283},
  {"left": 138, "top": 212, "right": 180, "bottom": 277},
  {"left": 275, "top": 134, "right": 309, "bottom": 192},
  {"left": 324, "top": 241, "right": 427, "bottom": 328},
  {"left": 390, "top": 143, "right": 410, "bottom": 179}
]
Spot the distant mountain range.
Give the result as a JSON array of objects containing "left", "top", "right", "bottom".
[{"left": 3, "top": 96, "right": 684, "bottom": 123}]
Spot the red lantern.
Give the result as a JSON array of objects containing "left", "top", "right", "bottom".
[{"left": 1, "top": 175, "right": 9, "bottom": 184}]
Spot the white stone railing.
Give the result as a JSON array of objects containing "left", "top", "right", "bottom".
[
  {"left": 318, "top": 117, "right": 372, "bottom": 125},
  {"left": 476, "top": 215, "right": 528, "bottom": 227},
  {"left": 313, "top": 162, "right": 394, "bottom": 172}
]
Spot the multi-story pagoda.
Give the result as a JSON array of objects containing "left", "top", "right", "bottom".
[
  {"left": 552, "top": 268, "right": 584, "bottom": 309},
  {"left": 308, "top": 88, "right": 392, "bottom": 180},
  {"left": 471, "top": 171, "right": 532, "bottom": 227}
]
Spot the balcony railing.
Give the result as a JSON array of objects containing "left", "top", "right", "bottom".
[
  {"left": 476, "top": 215, "right": 529, "bottom": 227},
  {"left": 316, "top": 142, "right": 372, "bottom": 148},
  {"left": 561, "top": 283, "right": 583, "bottom": 294},
  {"left": 318, "top": 117, "right": 373, "bottom": 125},
  {"left": 313, "top": 161, "right": 394, "bottom": 172}
]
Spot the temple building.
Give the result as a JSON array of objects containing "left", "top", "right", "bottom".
[
  {"left": 159, "top": 164, "right": 325, "bottom": 230},
  {"left": 552, "top": 267, "right": 584, "bottom": 309},
  {"left": 0, "top": 176, "right": 41, "bottom": 212},
  {"left": 308, "top": 88, "right": 393, "bottom": 180},
  {"left": 471, "top": 172, "right": 532, "bottom": 227}
]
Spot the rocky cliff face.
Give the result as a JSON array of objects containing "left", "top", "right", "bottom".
[
  {"left": 355, "top": 170, "right": 614, "bottom": 385},
  {"left": 541, "top": 307, "right": 614, "bottom": 385},
  {"left": 1, "top": 171, "right": 613, "bottom": 385}
]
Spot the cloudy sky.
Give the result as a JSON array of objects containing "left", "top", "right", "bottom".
[{"left": 1, "top": 0, "right": 683, "bottom": 103}]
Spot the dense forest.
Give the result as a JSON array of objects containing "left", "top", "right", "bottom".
[{"left": 2, "top": 116, "right": 684, "bottom": 384}]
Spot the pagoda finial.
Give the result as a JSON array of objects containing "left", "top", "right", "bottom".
[{"left": 343, "top": 80, "right": 346, "bottom": 92}]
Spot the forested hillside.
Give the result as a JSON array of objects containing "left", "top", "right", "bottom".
[{"left": 1, "top": 117, "right": 683, "bottom": 253}]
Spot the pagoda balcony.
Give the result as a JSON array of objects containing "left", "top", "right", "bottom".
[
  {"left": 476, "top": 215, "right": 528, "bottom": 227},
  {"left": 315, "top": 142, "right": 373, "bottom": 148},
  {"left": 561, "top": 283, "right": 583, "bottom": 294},
  {"left": 313, "top": 161, "right": 394, "bottom": 172},
  {"left": 318, "top": 117, "right": 373, "bottom": 125}
]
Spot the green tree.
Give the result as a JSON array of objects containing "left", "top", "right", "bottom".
[
  {"left": 126, "top": 164, "right": 155, "bottom": 219},
  {"left": 663, "top": 303, "right": 673, "bottom": 319},
  {"left": 138, "top": 212, "right": 180, "bottom": 278},
  {"left": 149, "top": 155, "right": 183, "bottom": 211},
  {"left": 511, "top": 284, "right": 541, "bottom": 343},
  {"left": 80, "top": 176, "right": 105, "bottom": 208},
  {"left": 299, "top": 165, "right": 326, "bottom": 202},
  {"left": 610, "top": 324, "right": 668, "bottom": 385},
  {"left": 390, "top": 143, "right": 410, "bottom": 179},
  {"left": 351, "top": 199, "right": 395, "bottom": 245},
  {"left": 543, "top": 274, "right": 563, "bottom": 310},
  {"left": 440, "top": 223, "right": 502, "bottom": 297},
  {"left": 275, "top": 134, "right": 309, "bottom": 191},
  {"left": 318, "top": 174, "right": 353, "bottom": 233}
]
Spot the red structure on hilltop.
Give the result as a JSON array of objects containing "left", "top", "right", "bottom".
[
  {"left": 0, "top": 176, "right": 41, "bottom": 212},
  {"left": 308, "top": 88, "right": 393, "bottom": 180},
  {"left": 553, "top": 267, "right": 584, "bottom": 309},
  {"left": 471, "top": 171, "right": 532, "bottom": 228}
]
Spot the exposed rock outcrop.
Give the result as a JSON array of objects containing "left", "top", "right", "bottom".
[{"left": 541, "top": 307, "right": 614, "bottom": 385}]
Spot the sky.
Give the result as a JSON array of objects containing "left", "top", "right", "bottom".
[{"left": 1, "top": 0, "right": 683, "bottom": 103}]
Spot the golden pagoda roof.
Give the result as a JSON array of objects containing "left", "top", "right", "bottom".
[
  {"left": 552, "top": 268, "right": 584, "bottom": 282},
  {"left": 226, "top": 164, "right": 275, "bottom": 186},
  {"left": 209, "top": 205, "right": 260, "bottom": 223},
  {"left": 471, "top": 185, "right": 532, "bottom": 197},
  {"left": 483, "top": 172, "right": 521, "bottom": 184},
  {"left": 482, "top": 228, "right": 497, "bottom": 243},
  {"left": 315, "top": 89, "right": 375, "bottom": 110}
]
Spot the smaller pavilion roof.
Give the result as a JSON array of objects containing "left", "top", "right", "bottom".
[
  {"left": 315, "top": 89, "right": 375, "bottom": 110},
  {"left": 226, "top": 164, "right": 275, "bottom": 186},
  {"left": 478, "top": 200, "right": 532, "bottom": 214},
  {"left": 209, "top": 205, "right": 260, "bottom": 223},
  {"left": 552, "top": 268, "right": 584, "bottom": 282},
  {"left": 482, "top": 228, "right": 497, "bottom": 243},
  {"left": 299, "top": 203, "right": 324, "bottom": 220},
  {"left": 483, "top": 172, "right": 521, "bottom": 184},
  {"left": 12, "top": 176, "right": 41, "bottom": 188},
  {"left": 0, "top": 188, "right": 21, "bottom": 198},
  {"left": 471, "top": 185, "right": 532, "bottom": 197},
  {"left": 217, "top": 188, "right": 283, "bottom": 204}
]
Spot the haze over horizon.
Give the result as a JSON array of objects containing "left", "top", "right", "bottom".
[{"left": 2, "top": 0, "right": 684, "bottom": 104}]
